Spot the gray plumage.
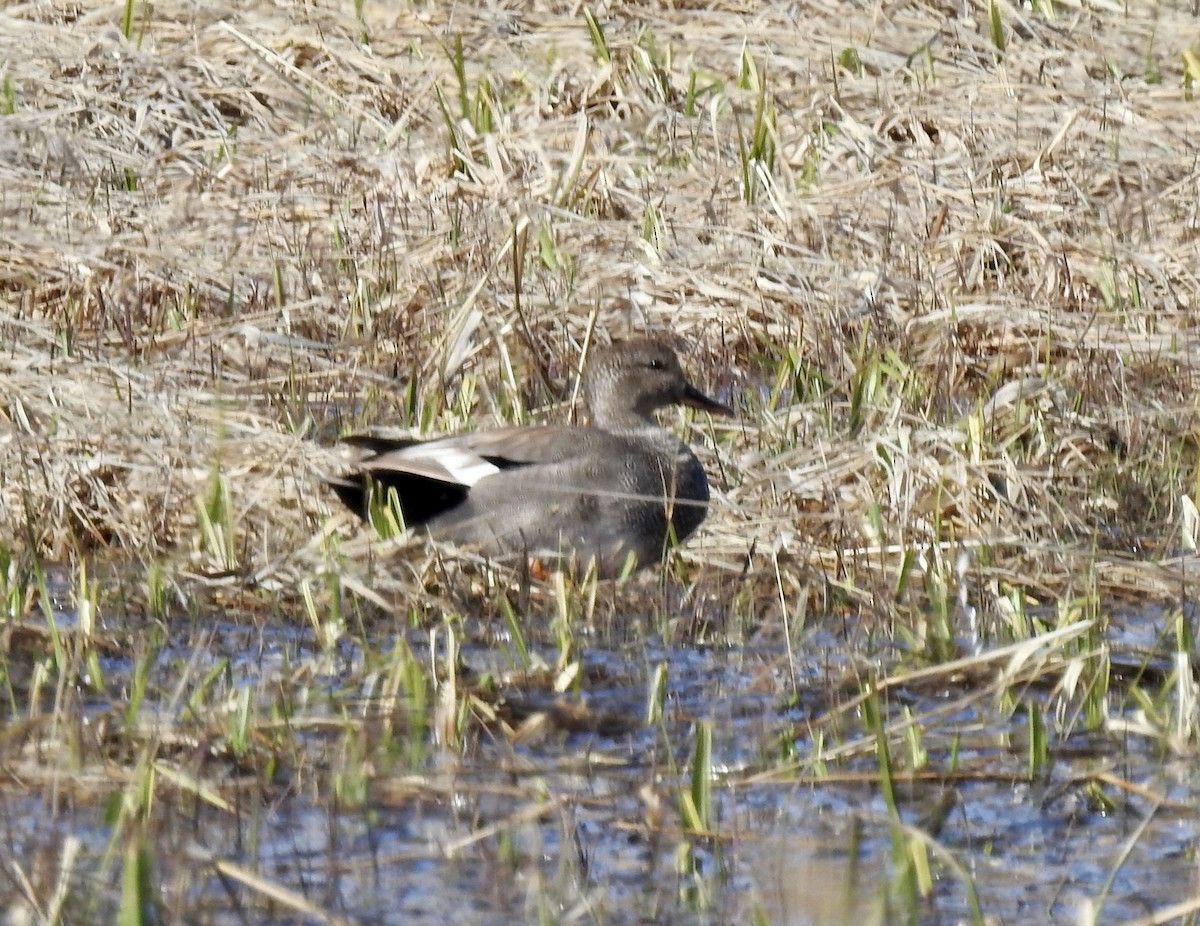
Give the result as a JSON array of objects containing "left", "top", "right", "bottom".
[{"left": 329, "top": 339, "right": 730, "bottom": 576}]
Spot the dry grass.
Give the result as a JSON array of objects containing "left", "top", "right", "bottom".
[
  {"left": 2, "top": 3, "right": 1200, "bottom": 618},
  {"left": 4, "top": 0, "right": 1200, "bottom": 620},
  {"left": 3, "top": 1, "right": 1200, "bottom": 920}
]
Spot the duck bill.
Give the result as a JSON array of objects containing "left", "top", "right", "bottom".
[{"left": 681, "top": 384, "right": 733, "bottom": 416}]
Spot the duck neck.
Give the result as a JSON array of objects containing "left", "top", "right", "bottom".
[{"left": 590, "top": 403, "right": 661, "bottom": 432}]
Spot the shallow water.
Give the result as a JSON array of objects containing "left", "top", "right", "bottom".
[{"left": 2, "top": 599, "right": 1198, "bottom": 924}]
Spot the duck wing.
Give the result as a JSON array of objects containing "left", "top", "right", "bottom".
[
  {"left": 330, "top": 427, "right": 589, "bottom": 527},
  {"left": 350, "top": 426, "right": 582, "bottom": 482}
]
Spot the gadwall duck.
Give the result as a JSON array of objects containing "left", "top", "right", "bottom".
[{"left": 328, "top": 339, "right": 731, "bottom": 576}]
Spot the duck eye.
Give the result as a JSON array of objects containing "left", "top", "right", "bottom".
[{"left": 647, "top": 358, "right": 666, "bottom": 371}]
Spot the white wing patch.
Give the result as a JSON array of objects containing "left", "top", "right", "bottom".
[{"left": 393, "top": 445, "right": 500, "bottom": 487}]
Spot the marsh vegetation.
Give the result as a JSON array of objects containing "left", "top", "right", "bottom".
[{"left": 2, "top": 0, "right": 1200, "bottom": 922}]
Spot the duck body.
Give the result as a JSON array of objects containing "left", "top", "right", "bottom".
[{"left": 329, "top": 339, "right": 729, "bottom": 576}]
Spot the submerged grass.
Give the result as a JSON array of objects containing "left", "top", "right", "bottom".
[{"left": 2, "top": 0, "right": 1200, "bottom": 921}]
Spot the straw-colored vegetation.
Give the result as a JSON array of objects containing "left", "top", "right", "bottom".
[{"left": 2, "top": 0, "right": 1200, "bottom": 922}]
